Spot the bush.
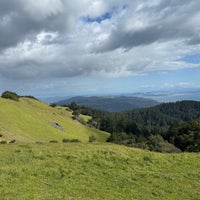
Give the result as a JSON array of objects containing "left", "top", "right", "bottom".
[
  {"left": 0, "top": 134, "right": 3, "bottom": 137},
  {"left": 9, "top": 139, "right": 16, "bottom": 144},
  {"left": 21, "top": 95, "right": 38, "bottom": 100},
  {"left": 89, "top": 135, "right": 96, "bottom": 143},
  {"left": 50, "top": 103, "right": 57, "bottom": 107},
  {"left": 72, "top": 110, "right": 80, "bottom": 117},
  {"left": 70, "top": 139, "right": 81, "bottom": 143},
  {"left": 62, "top": 139, "right": 81, "bottom": 143},
  {"left": 49, "top": 140, "right": 58, "bottom": 143},
  {"left": 0, "top": 140, "right": 7, "bottom": 144},
  {"left": 62, "top": 139, "right": 70, "bottom": 143},
  {"left": 1, "top": 91, "right": 20, "bottom": 101}
]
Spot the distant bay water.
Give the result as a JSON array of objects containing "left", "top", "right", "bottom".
[
  {"left": 134, "top": 89, "right": 200, "bottom": 102},
  {"left": 41, "top": 89, "right": 200, "bottom": 104}
]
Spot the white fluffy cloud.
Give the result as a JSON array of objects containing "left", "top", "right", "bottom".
[{"left": 0, "top": 0, "right": 200, "bottom": 95}]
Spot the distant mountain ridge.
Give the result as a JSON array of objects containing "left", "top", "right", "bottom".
[{"left": 56, "top": 96, "right": 159, "bottom": 112}]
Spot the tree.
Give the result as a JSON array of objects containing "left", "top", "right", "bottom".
[
  {"left": 167, "top": 119, "right": 200, "bottom": 152},
  {"left": 1, "top": 91, "right": 20, "bottom": 101}
]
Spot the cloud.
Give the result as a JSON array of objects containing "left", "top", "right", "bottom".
[
  {"left": 94, "top": 0, "right": 200, "bottom": 52},
  {"left": 0, "top": 0, "right": 200, "bottom": 96},
  {"left": 21, "top": 0, "right": 64, "bottom": 20},
  {"left": 0, "top": 0, "right": 78, "bottom": 50}
]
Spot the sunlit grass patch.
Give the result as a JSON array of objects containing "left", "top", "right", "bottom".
[{"left": 0, "top": 143, "right": 199, "bottom": 200}]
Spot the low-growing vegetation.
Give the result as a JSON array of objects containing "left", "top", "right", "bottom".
[
  {"left": 62, "top": 138, "right": 81, "bottom": 143},
  {"left": 0, "top": 140, "right": 7, "bottom": 144},
  {"left": 88, "top": 135, "right": 97, "bottom": 142},
  {"left": 49, "top": 140, "right": 58, "bottom": 143},
  {"left": 0, "top": 143, "right": 199, "bottom": 200}
]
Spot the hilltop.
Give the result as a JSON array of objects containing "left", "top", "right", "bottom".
[{"left": 0, "top": 96, "right": 109, "bottom": 143}]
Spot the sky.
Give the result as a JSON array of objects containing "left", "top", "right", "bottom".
[{"left": 0, "top": 0, "right": 200, "bottom": 99}]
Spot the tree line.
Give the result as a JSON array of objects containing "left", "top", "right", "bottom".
[{"left": 67, "top": 101, "right": 200, "bottom": 152}]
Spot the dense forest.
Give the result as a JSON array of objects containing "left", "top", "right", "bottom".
[{"left": 65, "top": 101, "right": 200, "bottom": 153}]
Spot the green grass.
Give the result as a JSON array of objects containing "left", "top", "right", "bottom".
[
  {"left": 0, "top": 143, "right": 199, "bottom": 200},
  {"left": 79, "top": 114, "right": 92, "bottom": 123},
  {"left": 0, "top": 97, "right": 109, "bottom": 143},
  {"left": 0, "top": 97, "right": 200, "bottom": 199}
]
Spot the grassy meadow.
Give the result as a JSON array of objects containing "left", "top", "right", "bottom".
[
  {"left": 0, "top": 97, "right": 109, "bottom": 143},
  {"left": 0, "top": 97, "right": 200, "bottom": 199},
  {"left": 0, "top": 143, "right": 200, "bottom": 200}
]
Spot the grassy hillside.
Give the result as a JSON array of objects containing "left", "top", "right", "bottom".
[
  {"left": 0, "top": 97, "right": 109, "bottom": 143},
  {"left": 0, "top": 143, "right": 199, "bottom": 200}
]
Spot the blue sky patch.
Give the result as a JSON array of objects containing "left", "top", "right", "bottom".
[
  {"left": 180, "top": 54, "right": 200, "bottom": 64},
  {"left": 82, "top": 12, "right": 112, "bottom": 23}
]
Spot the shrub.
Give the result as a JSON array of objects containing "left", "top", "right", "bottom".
[
  {"left": 89, "top": 135, "right": 96, "bottom": 143},
  {"left": 72, "top": 115, "right": 77, "bottom": 120},
  {"left": 0, "top": 140, "right": 7, "bottom": 144},
  {"left": 70, "top": 139, "right": 81, "bottom": 143},
  {"left": 9, "top": 139, "right": 16, "bottom": 144},
  {"left": 146, "top": 135, "right": 181, "bottom": 153},
  {"left": 62, "top": 139, "right": 70, "bottom": 143},
  {"left": 49, "top": 140, "right": 58, "bottom": 143},
  {"left": 72, "top": 110, "right": 80, "bottom": 117},
  {"left": 62, "top": 139, "right": 81, "bottom": 143},
  {"left": 50, "top": 103, "right": 57, "bottom": 107},
  {"left": 21, "top": 95, "right": 38, "bottom": 100},
  {"left": 1, "top": 91, "right": 20, "bottom": 101}
]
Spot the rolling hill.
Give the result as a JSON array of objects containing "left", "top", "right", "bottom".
[
  {"left": 66, "top": 100, "right": 200, "bottom": 152},
  {"left": 0, "top": 97, "right": 109, "bottom": 143},
  {"left": 56, "top": 96, "right": 159, "bottom": 112},
  {"left": 0, "top": 95, "right": 200, "bottom": 199}
]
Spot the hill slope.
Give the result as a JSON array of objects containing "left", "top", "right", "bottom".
[
  {"left": 0, "top": 97, "right": 109, "bottom": 143},
  {"left": 0, "top": 143, "right": 199, "bottom": 200},
  {"left": 56, "top": 96, "right": 159, "bottom": 112},
  {"left": 126, "top": 100, "right": 200, "bottom": 133},
  {"left": 66, "top": 100, "right": 200, "bottom": 152}
]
